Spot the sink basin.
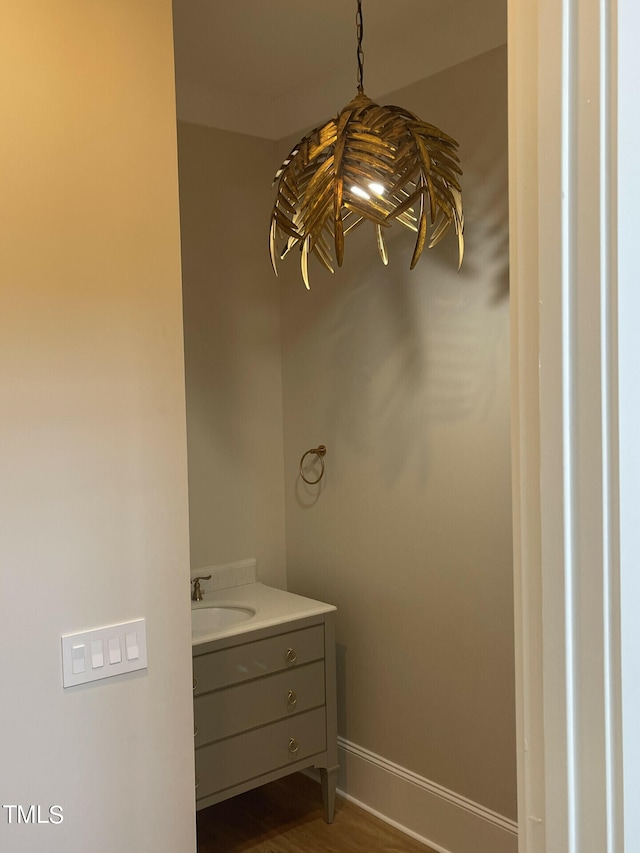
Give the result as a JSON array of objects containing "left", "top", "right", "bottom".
[{"left": 191, "top": 604, "right": 255, "bottom": 637}]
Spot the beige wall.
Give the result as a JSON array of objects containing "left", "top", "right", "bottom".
[
  {"left": 178, "top": 123, "right": 287, "bottom": 588},
  {"left": 0, "top": 3, "right": 195, "bottom": 851},
  {"left": 280, "top": 47, "right": 515, "bottom": 818}
]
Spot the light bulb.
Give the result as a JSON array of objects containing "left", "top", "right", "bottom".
[{"left": 350, "top": 184, "right": 370, "bottom": 200}]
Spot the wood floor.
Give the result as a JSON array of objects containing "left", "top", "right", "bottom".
[{"left": 196, "top": 773, "right": 437, "bottom": 853}]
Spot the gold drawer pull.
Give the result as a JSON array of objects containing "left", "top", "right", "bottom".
[
  {"left": 195, "top": 776, "right": 200, "bottom": 790},
  {"left": 286, "top": 648, "right": 297, "bottom": 666},
  {"left": 287, "top": 689, "right": 297, "bottom": 708},
  {"left": 194, "top": 725, "right": 198, "bottom": 738},
  {"left": 193, "top": 676, "right": 198, "bottom": 691},
  {"left": 288, "top": 737, "right": 299, "bottom": 756}
]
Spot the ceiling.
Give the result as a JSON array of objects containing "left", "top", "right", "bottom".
[{"left": 172, "top": 0, "right": 507, "bottom": 140}]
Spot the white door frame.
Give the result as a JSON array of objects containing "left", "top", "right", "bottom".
[{"left": 509, "top": 1, "right": 640, "bottom": 851}]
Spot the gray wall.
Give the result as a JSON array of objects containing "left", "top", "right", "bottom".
[
  {"left": 0, "top": 2, "right": 196, "bottom": 851},
  {"left": 280, "top": 46, "right": 515, "bottom": 818},
  {"left": 178, "top": 123, "right": 287, "bottom": 588}
]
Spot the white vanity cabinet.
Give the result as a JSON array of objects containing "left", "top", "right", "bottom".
[{"left": 192, "top": 608, "right": 338, "bottom": 822}]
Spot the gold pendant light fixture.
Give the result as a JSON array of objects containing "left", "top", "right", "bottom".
[{"left": 269, "top": 0, "right": 464, "bottom": 289}]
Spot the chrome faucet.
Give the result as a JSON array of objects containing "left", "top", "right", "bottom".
[{"left": 191, "top": 575, "right": 211, "bottom": 602}]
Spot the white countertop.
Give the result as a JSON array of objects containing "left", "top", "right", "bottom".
[{"left": 191, "top": 582, "right": 336, "bottom": 646}]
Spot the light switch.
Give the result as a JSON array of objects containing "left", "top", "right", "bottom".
[
  {"left": 91, "top": 640, "right": 104, "bottom": 669},
  {"left": 108, "top": 636, "right": 122, "bottom": 665},
  {"left": 71, "top": 645, "right": 86, "bottom": 675},
  {"left": 62, "top": 618, "right": 147, "bottom": 688},
  {"left": 125, "top": 632, "right": 139, "bottom": 661}
]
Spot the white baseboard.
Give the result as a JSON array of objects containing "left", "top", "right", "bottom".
[{"left": 323, "top": 738, "right": 518, "bottom": 853}]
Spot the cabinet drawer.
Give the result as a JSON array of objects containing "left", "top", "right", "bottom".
[
  {"left": 194, "top": 660, "right": 325, "bottom": 746},
  {"left": 195, "top": 707, "right": 326, "bottom": 801},
  {"left": 193, "top": 625, "right": 324, "bottom": 694}
]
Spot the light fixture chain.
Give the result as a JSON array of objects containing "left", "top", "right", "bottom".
[{"left": 356, "top": 0, "right": 364, "bottom": 94}]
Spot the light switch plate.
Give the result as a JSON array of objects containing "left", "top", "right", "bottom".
[{"left": 61, "top": 619, "right": 147, "bottom": 688}]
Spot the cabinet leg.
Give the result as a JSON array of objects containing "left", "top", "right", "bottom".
[{"left": 319, "top": 764, "right": 339, "bottom": 824}]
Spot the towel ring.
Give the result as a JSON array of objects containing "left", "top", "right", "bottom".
[{"left": 299, "top": 445, "right": 326, "bottom": 485}]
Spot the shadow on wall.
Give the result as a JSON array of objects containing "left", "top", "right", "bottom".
[
  {"left": 325, "top": 225, "right": 507, "bottom": 488},
  {"left": 295, "top": 462, "right": 327, "bottom": 509},
  {"left": 461, "top": 106, "right": 510, "bottom": 304},
  {"left": 334, "top": 642, "right": 349, "bottom": 791}
]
